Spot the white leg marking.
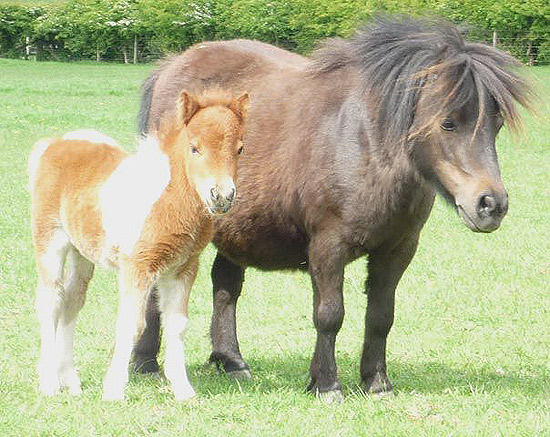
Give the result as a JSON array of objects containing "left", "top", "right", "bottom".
[
  {"left": 157, "top": 276, "right": 195, "bottom": 401},
  {"left": 102, "top": 272, "right": 140, "bottom": 401},
  {"left": 56, "top": 248, "right": 93, "bottom": 394},
  {"left": 62, "top": 129, "right": 118, "bottom": 147},
  {"left": 35, "top": 230, "right": 70, "bottom": 396}
]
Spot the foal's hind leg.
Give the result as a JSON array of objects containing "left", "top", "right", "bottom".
[
  {"left": 55, "top": 247, "right": 94, "bottom": 394},
  {"left": 35, "top": 229, "right": 70, "bottom": 395},
  {"left": 157, "top": 261, "right": 198, "bottom": 400}
]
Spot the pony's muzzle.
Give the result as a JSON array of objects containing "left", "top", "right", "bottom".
[
  {"left": 457, "top": 189, "right": 508, "bottom": 233},
  {"left": 477, "top": 192, "right": 508, "bottom": 219}
]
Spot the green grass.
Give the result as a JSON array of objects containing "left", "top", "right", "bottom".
[{"left": 0, "top": 58, "right": 548, "bottom": 436}]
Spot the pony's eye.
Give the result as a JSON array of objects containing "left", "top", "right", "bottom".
[
  {"left": 495, "top": 113, "right": 504, "bottom": 129},
  {"left": 237, "top": 146, "right": 244, "bottom": 155},
  {"left": 441, "top": 118, "right": 456, "bottom": 131}
]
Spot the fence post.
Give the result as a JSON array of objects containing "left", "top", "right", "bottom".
[
  {"left": 133, "top": 35, "right": 138, "bottom": 64},
  {"left": 492, "top": 30, "right": 497, "bottom": 48}
]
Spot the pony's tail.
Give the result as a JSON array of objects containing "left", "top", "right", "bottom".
[
  {"left": 138, "top": 70, "right": 161, "bottom": 135},
  {"left": 28, "top": 138, "right": 54, "bottom": 194}
]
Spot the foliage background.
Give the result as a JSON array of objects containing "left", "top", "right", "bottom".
[{"left": 0, "top": 0, "right": 549, "bottom": 64}]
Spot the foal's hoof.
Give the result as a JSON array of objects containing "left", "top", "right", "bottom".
[
  {"left": 39, "top": 381, "right": 60, "bottom": 397},
  {"left": 172, "top": 384, "right": 196, "bottom": 401},
  {"left": 59, "top": 369, "right": 82, "bottom": 395},
  {"left": 102, "top": 388, "right": 125, "bottom": 401}
]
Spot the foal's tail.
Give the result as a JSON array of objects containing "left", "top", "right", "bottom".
[
  {"left": 137, "top": 69, "right": 161, "bottom": 135},
  {"left": 28, "top": 138, "right": 54, "bottom": 193}
]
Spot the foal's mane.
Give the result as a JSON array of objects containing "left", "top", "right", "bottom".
[
  {"left": 310, "top": 15, "right": 532, "bottom": 148},
  {"left": 156, "top": 88, "right": 244, "bottom": 147}
]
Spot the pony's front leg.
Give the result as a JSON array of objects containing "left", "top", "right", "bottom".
[
  {"left": 103, "top": 267, "right": 148, "bottom": 401},
  {"left": 157, "top": 261, "right": 198, "bottom": 401},
  {"left": 307, "top": 234, "right": 345, "bottom": 403},
  {"left": 361, "top": 235, "right": 419, "bottom": 395}
]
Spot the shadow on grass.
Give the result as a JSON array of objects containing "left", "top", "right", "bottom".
[{"left": 167, "top": 354, "right": 550, "bottom": 398}]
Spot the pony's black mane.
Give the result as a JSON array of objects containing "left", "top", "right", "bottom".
[{"left": 310, "top": 15, "right": 531, "bottom": 148}]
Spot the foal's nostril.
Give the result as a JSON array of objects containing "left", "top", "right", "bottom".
[
  {"left": 227, "top": 188, "right": 236, "bottom": 203},
  {"left": 210, "top": 187, "right": 220, "bottom": 202}
]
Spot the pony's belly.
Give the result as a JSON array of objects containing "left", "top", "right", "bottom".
[{"left": 213, "top": 220, "right": 308, "bottom": 271}]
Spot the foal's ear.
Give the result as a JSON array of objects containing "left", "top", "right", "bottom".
[
  {"left": 177, "top": 90, "right": 200, "bottom": 126},
  {"left": 230, "top": 92, "right": 250, "bottom": 124}
]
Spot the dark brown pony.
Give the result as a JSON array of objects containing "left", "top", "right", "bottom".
[{"left": 135, "top": 16, "right": 531, "bottom": 401}]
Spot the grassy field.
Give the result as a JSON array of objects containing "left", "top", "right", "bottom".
[{"left": 0, "top": 58, "right": 548, "bottom": 436}]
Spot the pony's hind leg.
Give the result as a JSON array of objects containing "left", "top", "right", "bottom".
[
  {"left": 34, "top": 229, "right": 70, "bottom": 395},
  {"left": 157, "top": 263, "right": 198, "bottom": 401},
  {"left": 55, "top": 247, "right": 94, "bottom": 394}
]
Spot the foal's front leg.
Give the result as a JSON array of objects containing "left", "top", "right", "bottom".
[
  {"left": 156, "top": 260, "right": 198, "bottom": 401},
  {"left": 103, "top": 267, "right": 148, "bottom": 401}
]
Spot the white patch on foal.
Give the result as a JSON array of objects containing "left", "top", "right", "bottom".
[
  {"left": 99, "top": 135, "right": 171, "bottom": 257},
  {"left": 62, "top": 129, "right": 118, "bottom": 147}
]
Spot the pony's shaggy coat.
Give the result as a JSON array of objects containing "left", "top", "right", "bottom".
[
  {"left": 30, "top": 90, "right": 249, "bottom": 400},
  {"left": 134, "top": 16, "right": 531, "bottom": 399}
]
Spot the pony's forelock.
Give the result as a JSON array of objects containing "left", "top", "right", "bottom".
[{"left": 310, "top": 15, "right": 532, "bottom": 146}]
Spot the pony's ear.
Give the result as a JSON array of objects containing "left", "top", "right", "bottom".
[
  {"left": 177, "top": 90, "right": 200, "bottom": 126},
  {"left": 230, "top": 92, "right": 250, "bottom": 124}
]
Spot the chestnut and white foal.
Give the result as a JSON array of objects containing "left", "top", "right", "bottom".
[{"left": 29, "top": 90, "right": 249, "bottom": 400}]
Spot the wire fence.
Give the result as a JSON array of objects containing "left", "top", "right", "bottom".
[{"left": 15, "top": 35, "right": 550, "bottom": 66}]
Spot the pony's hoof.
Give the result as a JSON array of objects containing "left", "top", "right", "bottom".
[
  {"left": 362, "top": 372, "right": 393, "bottom": 396},
  {"left": 133, "top": 358, "right": 160, "bottom": 374},
  {"left": 227, "top": 368, "right": 252, "bottom": 379},
  {"left": 372, "top": 389, "right": 394, "bottom": 398},
  {"left": 317, "top": 389, "right": 344, "bottom": 404},
  {"left": 208, "top": 352, "right": 251, "bottom": 378}
]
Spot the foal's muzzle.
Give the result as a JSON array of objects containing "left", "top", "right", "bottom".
[{"left": 207, "top": 185, "right": 236, "bottom": 215}]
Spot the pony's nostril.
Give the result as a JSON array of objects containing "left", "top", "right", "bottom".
[{"left": 478, "top": 194, "right": 497, "bottom": 216}]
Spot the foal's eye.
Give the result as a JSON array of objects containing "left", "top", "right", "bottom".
[
  {"left": 189, "top": 138, "right": 201, "bottom": 155},
  {"left": 440, "top": 118, "right": 456, "bottom": 131},
  {"left": 237, "top": 145, "right": 244, "bottom": 155}
]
